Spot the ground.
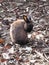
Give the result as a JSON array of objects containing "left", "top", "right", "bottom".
[{"left": 0, "top": 0, "right": 49, "bottom": 65}]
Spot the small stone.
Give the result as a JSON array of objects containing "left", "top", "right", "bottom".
[
  {"left": 2, "top": 53, "right": 10, "bottom": 59},
  {"left": 8, "top": 46, "right": 15, "bottom": 54},
  {"left": 25, "top": 46, "right": 32, "bottom": 52}
]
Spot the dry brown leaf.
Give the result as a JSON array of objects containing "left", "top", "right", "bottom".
[
  {"left": 24, "top": 59, "right": 29, "bottom": 63},
  {"left": 0, "top": 59, "right": 7, "bottom": 62},
  {"left": 0, "top": 38, "right": 5, "bottom": 44},
  {"left": 15, "top": 56, "right": 20, "bottom": 61},
  {"left": 4, "top": 44, "right": 12, "bottom": 49},
  {"left": 0, "top": 0, "right": 3, "bottom": 3}
]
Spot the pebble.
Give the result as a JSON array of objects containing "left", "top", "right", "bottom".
[
  {"left": 7, "top": 46, "right": 15, "bottom": 54},
  {"left": 2, "top": 53, "right": 10, "bottom": 59},
  {"left": 25, "top": 46, "right": 32, "bottom": 52}
]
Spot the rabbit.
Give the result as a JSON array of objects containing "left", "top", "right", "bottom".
[{"left": 10, "top": 15, "right": 33, "bottom": 45}]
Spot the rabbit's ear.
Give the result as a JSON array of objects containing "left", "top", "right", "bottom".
[{"left": 23, "top": 15, "right": 27, "bottom": 21}]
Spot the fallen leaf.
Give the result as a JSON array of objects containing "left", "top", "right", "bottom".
[
  {"left": 0, "top": 59, "right": 7, "bottom": 62},
  {"left": 4, "top": 44, "right": 12, "bottom": 49},
  {"left": 0, "top": 38, "right": 5, "bottom": 43},
  {"left": 0, "top": 0, "right": 3, "bottom": 3}
]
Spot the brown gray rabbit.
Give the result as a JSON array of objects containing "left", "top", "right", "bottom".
[{"left": 10, "top": 15, "right": 33, "bottom": 45}]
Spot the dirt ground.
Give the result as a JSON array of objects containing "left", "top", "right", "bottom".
[{"left": 0, "top": 0, "right": 49, "bottom": 65}]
